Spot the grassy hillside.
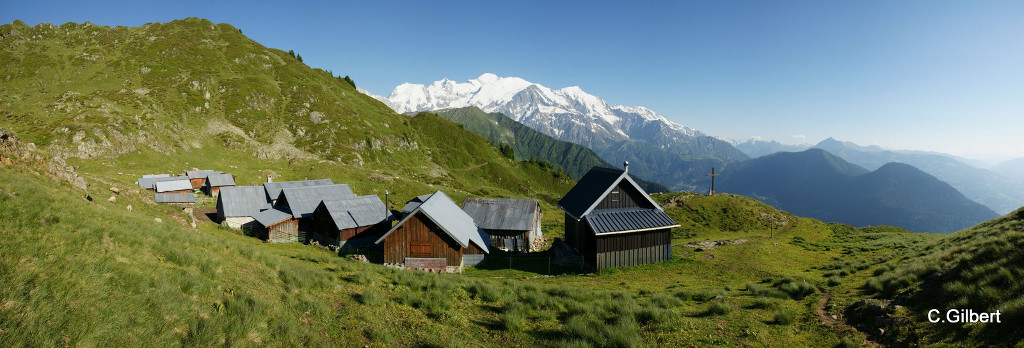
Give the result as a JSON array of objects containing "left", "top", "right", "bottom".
[
  {"left": 846, "top": 208, "right": 1024, "bottom": 346},
  {"left": 0, "top": 18, "right": 577, "bottom": 228},
  {"left": 434, "top": 106, "right": 670, "bottom": 193},
  {"left": 1, "top": 156, "right": 904, "bottom": 346}
]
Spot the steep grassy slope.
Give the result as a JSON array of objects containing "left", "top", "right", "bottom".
[
  {"left": 847, "top": 209, "right": 1024, "bottom": 346},
  {"left": 433, "top": 106, "right": 670, "bottom": 193},
  {"left": 0, "top": 18, "right": 576, "bottom": 226}
]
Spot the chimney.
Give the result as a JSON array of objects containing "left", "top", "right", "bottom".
[
  {"left": 623, "top": 161, "right": 629, "bottom": 173},
  {"left": 385, "top": 189, "right": 390, "bottom": 219},
  {"left": 267, "top": 175, "right": 272, "bottom": 183}
]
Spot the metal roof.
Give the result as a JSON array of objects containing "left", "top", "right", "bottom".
[
  {"left": 138, "top": 175, "right": 183, "bottom": 189},
  {"left": 558, "top": 166, "right": 662, "bottom": 219},
  {"left": 318, "top": 195, "right": 392, "bottom": 230},
  {"left": 155, "top": 179, "right": 193, "bottom": 193},
  {"left": 252, "top": 208, "right": 293, "bottom": 227},
  {"left": 585, "top": 208, "right": 679, "bottom": 235},
  {"left": 263, "top": 179, "right": 334, "bottom": 201},
  {"left": 186, "top": 170, "right": 220, "bottom": 179},
  {"left": 462, "top": 198, "right": 539, "bottom": 231},
  {"left": 155, "top": 193, "right": 195, "bottom": 203},
  {"left": 218, "top": 186, "right": 272, "bottom": 217},
  {"left": 377, "top": 191, "right": 489, "bottom": 253},
  {"left": 276, "top": 184, "right": 356, "bottom": 219},
  {"left": 206, "top": 173, "right": 236, "bottom": 187},
  {"left": 400, "top": 194, "right": 433, "bottom": 214}
]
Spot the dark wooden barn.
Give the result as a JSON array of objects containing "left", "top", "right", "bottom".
[
  {"left": 461, "top": 198, "right": 543, "bottom": 252},
  {"left": 203, "top": 173, "right": 236, "bottom": 197},
  {"left": 310, "top": 195, "right": 393, "bottom": 250},
  {"left": 559, "top": 163, "right": 679, "bottom": 271},
  {"left": 273, "top": 184, "right": 356, "bottom": 243},
  {"left": 376, "top": 191, "right": 489, "bottom": 273}
]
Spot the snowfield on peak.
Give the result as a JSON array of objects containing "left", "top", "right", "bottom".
[{"left": 372, "top": 73, "right": 707, "bottom": 143}]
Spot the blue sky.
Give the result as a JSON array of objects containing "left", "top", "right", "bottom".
[{"left": 3, "top": 1, "right": 1023, "bottom": 160}]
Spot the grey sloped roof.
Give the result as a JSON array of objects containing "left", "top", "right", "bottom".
[
  {"left": 263, "top": 179, "right": 334, "bottom": 201},
  {"left": 377, "top": 191, "right": 488, "bottom": 253},
  {"left": 462, "top": 198, "right": 539, "bottom": 231},
  {"left": 252, "top": 208, "right": 292, "bottom": 227},
  {"left": 400, "top": 194, "right": 433, "bottom": 215},
  {"left": 155, "top": 179, "right": 193, "bottom": 192},
  {"left": 558, "top": 166, "right": 661, "bottom": 219},
  {"left": 206, "top": 173, "right": 236, "bottom": 187},
  {"left": 585, "top": 208, "right": 679, "bottom": 235},
  {"left": 319, "top": 195, "right": 392, "bottom": 230},
  {"left": 186, "top": 170, "right": 220, "bottom": 179},
  {"left": 155, "top": 193, "right": 195, "bottom": 203},
  {"left": 277, "top": 184, "right": 355, "bottom": 219},
  {"left": 218, "top": 186, "right": 272, "bottom": 217},
  {"left": 138, "top": 175, "right": 182, "bottom": 189}
]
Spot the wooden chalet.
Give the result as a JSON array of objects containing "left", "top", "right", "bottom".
[
  {"left": 186, "top": 169, "right": 221, "bottom": 189},
  {"left": 461, "top": 198, "right": 543, "bottom": 252},
  {"left": 216, "top": 186, "right": 271, "bottom": 230},
  {"left": 558, "top": 163, "right": 679, "bottom": 271},
  {"left": 375, "top": 191, "right": 489, "bottom": 273},
  {"left": 155, "top": 192, "right": 195, "bottom": 207},
  {"left": 273, "top": 184, "right": 355, "bottom": 243},
  {"left": 252, "top": 208, "right": 299, "bottom": 243},
  {"left": 310, "top": 195, "right": 393, "bottom": 250},
  {"left": 263, "top": 179, "right": 334, "bottom": 204},
  {"left": 155, "top": 178, "right": 193, "bottom": 194},
  {"left": 203, "top": 173, "right": 236, "bottom": 197}
]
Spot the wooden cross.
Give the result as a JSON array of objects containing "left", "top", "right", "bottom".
[{"left": 707, "top": 166, "right": 720, "bottom": 196}]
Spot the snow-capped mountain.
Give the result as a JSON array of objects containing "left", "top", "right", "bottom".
[{"left": 371, "top": 73, "right": 746, "bottom": 162}]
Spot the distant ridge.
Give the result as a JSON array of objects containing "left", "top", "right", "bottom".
[{"left": 719, "top": 149, "right": 998, "bottom": 232}]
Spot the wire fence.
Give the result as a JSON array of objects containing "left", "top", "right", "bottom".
[{"left": 474, "top": 253, "right": 586, "bottom": 275}]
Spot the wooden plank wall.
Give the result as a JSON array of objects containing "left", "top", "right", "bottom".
[
  {"left": 268, "top": 219, "right": 299, "bottom": 243},
  {"left": 594, "top": 229, "right": 671, "bottom": 270},
  {"left": 595, "top": 181, "right": 654, "bottom": 211},
  {"left": 382, "top": 212, "right": 463, "bottom": 266}
]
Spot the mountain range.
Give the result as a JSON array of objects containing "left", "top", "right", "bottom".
[
  {"left": 371, "top": 74, "right": 748, "bottom": 191},
  {"left": 811, "top": 138, "right": 1024, "bottom": 214},
  {"left": 718, "top": 149, "right": 998, "bottom": 232}
]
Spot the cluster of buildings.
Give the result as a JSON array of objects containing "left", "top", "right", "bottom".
[
  {"left": 136, "top": 169, "right": 237, "bottom": 206},
  {"left": 138, "top": 163, "right": 679, "bottom": 273}
]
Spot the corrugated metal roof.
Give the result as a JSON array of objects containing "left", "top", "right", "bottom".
[
  {"left": 277, "top": 184, "right": 356, "bottom": 219},
  {"left": 252, "top": 208, "right": 292, "bottom": 227},
  {"left": 558, "top": 166, "right": 662, "bottom": 219},
  {"left": 206, "top": 173, "right": 236, "bottom": 187},
  {"left": 319, "top": 195, "right": 392, "bottom": 230},
  {"left": 155, "top": 179, "right": 193, "bottom": 193},
  {"left": 186, "top": 170, "right": 220, "bottom": 179},
  {"left": 218, "top": 186, "right": 272, "bottom": 217},
  {"left": 585, "top": 208, "right": 678, "bottom": 234},
  {"left": 155, "top": 193, "right": 195, "bottom": 203},
  {"left": 377, "top": 191, "right": 489, "bottom": 253},
  {"left": 400, "top": 194, "right": 433, "bottom": 214},
  {"left": 462, "top": 198, "right": 539, "bottom": 231},
  {"left": 138, "top": 175, "right": 183, "bottom": 189},
  {"left": 263, "top": 179, "right": 334, "bottom": 201}
]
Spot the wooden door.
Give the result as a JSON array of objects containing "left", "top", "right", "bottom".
[{"left": 410, "top": 241, "right": 432, "bottom": 257}]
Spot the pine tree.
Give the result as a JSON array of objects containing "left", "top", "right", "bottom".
[{"left": 297, "top": 54, "right": 303, "bottom": 63}]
